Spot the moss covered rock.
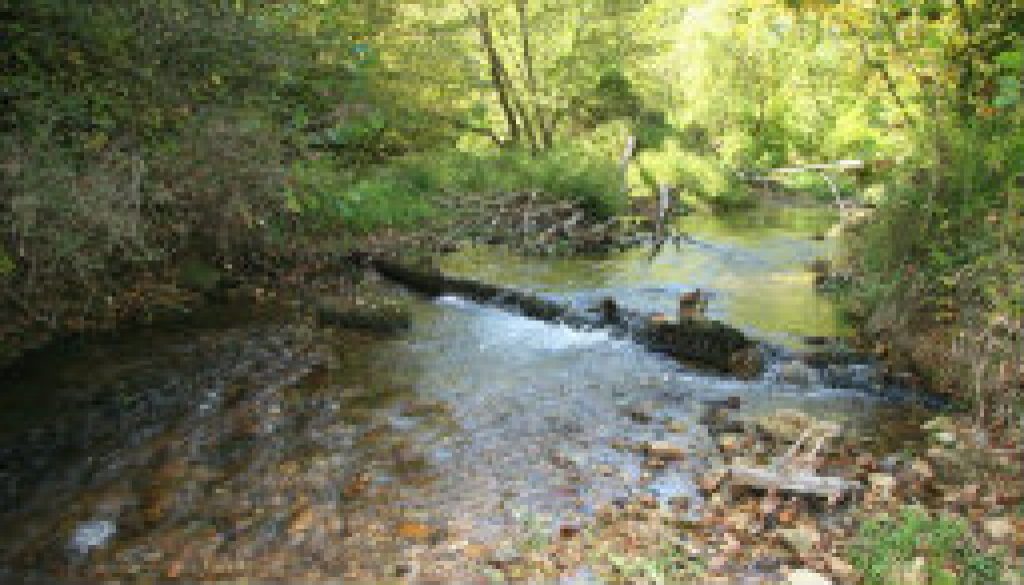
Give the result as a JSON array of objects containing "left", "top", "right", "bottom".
[{"left": 315, "top": 295, "right": 412, "bottom": 333}]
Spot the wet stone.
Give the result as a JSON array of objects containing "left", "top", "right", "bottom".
[
  {"left": 665, "top": 419, "right": 687, "bottom": 433},
  {"left": 558, "top": 523, "right": 582, "bottom": 539},
  {"left": 316, "top": 295, "right": 412, "bottom": 333},
  {"left": 69, "top": 520, "right": 117, "bottom": 555},
  {"left": 777, "top": 524, "right": 821, "bottom": 556},
  {"left": 627, "top": 401, "right": 656, "bottom": 424},
  {"left": 396, "top": 521, "right": 433, "bottom": 542},
  {"left": 644, "top": 440, "right": 686, "bottom": 461},
  {"left": 699, "top": 469, "right": 728, "bottom": 495}
]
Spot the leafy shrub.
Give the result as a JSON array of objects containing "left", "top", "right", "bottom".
[
  {"left": 850, "top": 506, "right": 1004, "bottom": 585},
  {"left": 628, "top": 139, "right": 753, "bottom": 210},
  {"left": 286, "top": 156, "right": 434, "bottom": 234},
  {"left": 655, "top": 152, "right": 752, "bottom": 209},
  {"left": 406, "top": 148, "right": 624, "bottom": 220}
]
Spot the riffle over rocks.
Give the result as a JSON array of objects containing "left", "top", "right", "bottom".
[{"left": 362, "top": 254, "right": 762, "bottom": 377}]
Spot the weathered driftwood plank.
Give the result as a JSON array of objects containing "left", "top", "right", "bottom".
[
  {"left": 728, "top": 466, "right": 861, "bottom": 501},
  {"left": 729, "top": 419, "right": 860, "bottom": 501}
]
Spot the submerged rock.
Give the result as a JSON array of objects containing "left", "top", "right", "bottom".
[
  {"left": 778, "top": 361, "right": 815, "bottom": 387},
  {"left": 626, "top": 401, "right": 656, "bottom": 424},
  {"left": 643, "top": 440, "right": 686, "bottom": 461},
  {"left": 315, "top": 295, "right": 411, "bottom": 333},
  {"left": 756, "top": 408, "right": 814, "bottom": 442},
  {"left": 699, "top": 468, "right": 728, "bottom": 494},
  {"left": 644, "top": 316, "right": 761, "bottom": 375},
  {"left": 395, "top": 521, "right": 435, "bottom": 542}
]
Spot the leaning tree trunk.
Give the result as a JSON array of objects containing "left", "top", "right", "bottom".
[
  {"left": 516, "top": 0, "right": 549, "bottom": 151},
  {"left": 477, "top": 9, "right": 520, "bottom": 146}
]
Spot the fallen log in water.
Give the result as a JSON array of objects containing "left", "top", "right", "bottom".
[
  {"left": 367, "top": 257, "right": 567, "bottom": 322},
  {"left": 365, "top": 256, "right": 762, "bottom": 377}
]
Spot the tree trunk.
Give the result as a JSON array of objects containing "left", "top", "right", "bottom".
[
  {"left": 953, "top": 0, "right": 976, "bottom": 119},
  {"left": 516, "top": 0, "right": 550, "bottom": 150},
  {"left": 513, "top": 96, "right": 540, "bottom": 154},
  {"left": 621, "top": 134, "right": 636, "bottom": 195},
  {"left": 477, "top": 9, "right": 520, "bottom": 145}
]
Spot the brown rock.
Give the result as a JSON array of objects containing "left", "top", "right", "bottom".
[
  {"left": 886, "top": 556, "right": 926, "bottom": 585},
  {"left": 726, "top": 511, "right": 752, "bottom": 532},
  {"left": 644, "top": 440, "right": 686, "bottom": 461},
  {"left": 983, "top": 517, "right": 1014, "bottom": 541},
  {"left": 778, "top": 524, "right": 821, "bottom": 556},
  {"left": 396, "top": 521, "right": 433, "bottom": 541},
  {"left": 855, "top": 453, "right": 876, "bottom": 471},
  {"left": 559, "top": 523, "right": 582, "bottom": 539},
  {"left": 636, "top": 493, "right": 659, "bottom": 509},
  {"left": 645, "top": 457, "right": 666, "bottom": 470},
  {"left": 826, "top": 554, "right": 856, "bottom": 583},
  {"left": 649, "top": 313, "right": 671, "bottom": 324},
  {"left": 757, "top": 409, "right": 813, "bottom": 442},
  {"left": 666, "top": 419, "right": 687, "bottom": 433},
  {"left": 141, "top": 486, "right": 175, "bottom": 525},
  {"left": 464, "top": 543, "right": 489, "bottom": 560},
  {"left": 729, "top": 347, "right": 764, "bottom": 378},
  {"left": 342, "top": 472, "right": 372, "bottom": 499},
  {"left": 699, "top": 468, "right": 728, "bottom": 494},
  {"left": 778, "top": 507, "right": 798, "bottom": 525},
  {"left": 166, "top": 560, "right": 184, "bottom": 579},
  {"left": 718, "top": 434, "right": 745, "bottom": 454},
  {"left": 669, "top": 496, "right": 691, "bottom": 511},
  {"left": 288, "top": 506, "right": 315, "bottom": 534},
  {"left": 868, "top": 473, "right": 895, "bottom": 498}
]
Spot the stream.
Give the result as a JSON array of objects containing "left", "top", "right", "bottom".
[{"left": 0, "top": 207, "right": 936, "bottom": 583}]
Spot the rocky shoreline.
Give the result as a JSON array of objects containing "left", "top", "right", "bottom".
[{"left": 474, "top": 404, "right": 1023, "bottom": 585}]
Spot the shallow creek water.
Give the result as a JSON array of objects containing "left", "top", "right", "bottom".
[{"left": 0, "top": 208, "right": 933, "bottom": 582}]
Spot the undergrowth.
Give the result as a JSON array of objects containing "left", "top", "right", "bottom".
[{"left": 849, "top": 506, "right": 1004, "bottom": 585}]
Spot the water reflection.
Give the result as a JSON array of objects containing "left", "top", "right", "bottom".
[{"left": 442, "top": 207, "right": 850, "bottom": 344}]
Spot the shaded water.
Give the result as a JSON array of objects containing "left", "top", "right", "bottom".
[{"left": 0, "top": 207, "right": 931, "bottom": 582}]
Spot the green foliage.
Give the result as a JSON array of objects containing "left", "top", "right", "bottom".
[
  {"left": 413, "top": 148, "right": 624, "bottom": 220},
  {"left": 177, "top": 259, "right": 222, "bottom": 294},
  {"left": 850, "top": 507, "right": 1004, "bottom": 585},
  {"left": 286, "top": 156, "right": 434, "bottom": 235},
  {"left": 0, "top": 250, "right": 14, "bottom": 277},
  {"left": 285, "top": 146, "right": 624, "bottom": 236},
  {"left": 601, "top": 542, "right": 704, "bottom": 584},
  {"left": 632, "top": 141, "right": 752, "bottom": 210},
  {"left": 2, "top": 0, "right": 1021, "bottom": 411},
  {"left": 849, "top": 119, "right": 1022, "bottom": 318}
]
